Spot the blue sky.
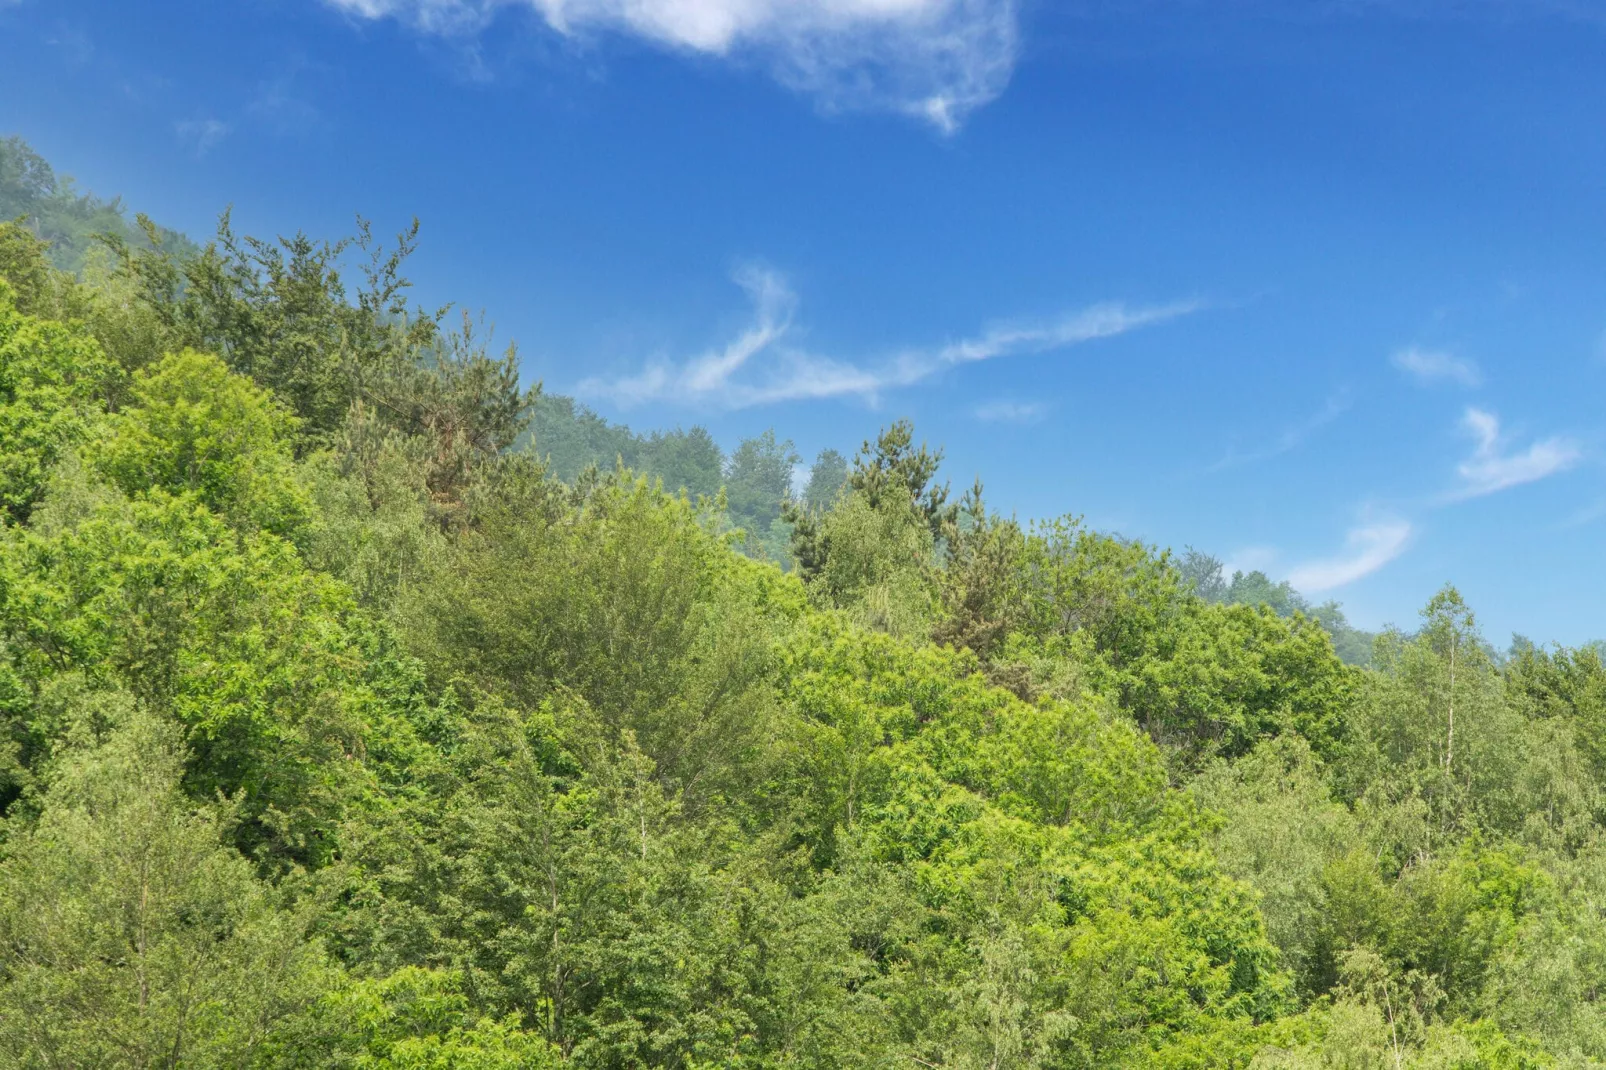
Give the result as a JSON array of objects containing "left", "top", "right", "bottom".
[{"left": 3, "top": 0, "right": 1604, "bottom": 644}]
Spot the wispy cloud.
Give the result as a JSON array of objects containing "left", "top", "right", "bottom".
[
  {"left": 974, "top": 399, "right": 1047, "bottom": 424},
  {"left": 1209, "top": 392, "right": 1350, "bottom": 471},
  {"left": 1286, "top": 518, "right": 1413, "bottom": 593},
  {"left": 1448, "top": 407, "right": 1581, "bottom": 500},
  {"left": 248, "top": 57, "right": 326, "bottom": 135},
  {"left": 576, "top": 266, "right": 1201, "bottom": 410},
  {"left": 1558, "top": 498, "right": 1606, "bottom": 530},
  {"left": 1391, "top": 346, "right": 1482, "bottom": 388},
  {"left": 175, "top": 118, "right": 232, "bottom": 157},
  {"left": 1220, "top": 545, "right": 1279, "bottom": 580},
  {"left": 321, "top": 0, "right": 1019, "bottom": 132},
  {"left": 44, "top": 23, "right": 94, "bottom": 66},
  {"left": 1232, "top": 406, "right": 1582, "bottom": 596}
]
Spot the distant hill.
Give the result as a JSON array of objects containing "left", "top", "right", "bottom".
[
  {"left": 2, "top": 133, "right": 1384, "bottom": 636},
  {"left": 0, "top": 135, "right": 194, "bottom": 274},
  {"left": 1178, "top": 549, "right": 1376, "bottom": 665}
]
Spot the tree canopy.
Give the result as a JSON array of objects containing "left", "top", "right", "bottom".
[{"left": 1, "top": 137, "right": 1601, "bottom": 1069}]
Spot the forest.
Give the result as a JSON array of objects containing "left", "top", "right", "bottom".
[{"left": 3, "top": 134, "right": 1606, "bottom": 1068}]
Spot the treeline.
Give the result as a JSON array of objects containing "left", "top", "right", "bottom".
[
  {"left": 0, "top": 135, "right": 194, "bottom": 274},
  {"left": 1177, "top": 552, "right": 1378, "bottom": 666},
  {"left": 3, "top": 139, "right": 1606, "bottom": 1068},
  {"left": 518, "top": 397, "right": 848, "bottom": 567},
  {"left": 1, "top": 136, "right": 1368, "bottom": 649}
]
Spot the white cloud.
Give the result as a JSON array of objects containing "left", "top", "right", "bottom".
[
  {"left": 321, "top": 0, "right": 1018, "bottom": 131},
  {"left": 1286, "top": 519, "right": 1413, "bottom": 593},
  {"left": 1450, "top": 407, "right": 1581, "bottom": 500},
  {"left": 1391, "top": 346, "right": 1482, "bottom": 388},
  {"left": 1209, "top": 392, "right": 1350, "bottom": 471},
  {"left": 576, "top": 266, "right": 1200, "bottom": 410},
  {"left": 1220, "top": 545, "right": 1279, "bottom": 579},
  {"left": 248, "top": 59, "right": 326, "bottom": 135},
  {"left": 974, "top": 399, "right": 1046, "bottom": 423},
  {"left": 175, "top": 118, "right": 232, "bottom": 156},
  {"left": 1559, "top": 498, "right": 1606, "bottom": 530}
]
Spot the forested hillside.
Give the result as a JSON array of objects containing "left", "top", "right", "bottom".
[
  {"left": 3, "top": 140, "right": 1606, "bottom": 1069},
  {"left": 515, "top": 397, "right": 838, "bottom": 567},
  {"left": 0, "top": 136, "right": 1362, "bottom": 647},
  {"left": 0, "top": 136, "right": 194, "bottom": 275}
]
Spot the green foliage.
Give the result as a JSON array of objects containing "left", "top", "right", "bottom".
[
  {"left": 1179, "top": 550, "right": 1376, "bottom": 667},
  {"left": 0, "top": 490, "right": 410, "bottom": 867},
  {"left": 848, "top": 417, "right": 956, "bottom": 539},
  {"left": 0, "top": 279, "right": 120, "bottom": 521},
  {"left": 785, "top": 419, "right": 953, "bottom": 586},
  {"left": 1504, "top": 642, "right": 1606, "bottom": 778},
  {"left": 398, "top": 473, "right": 793, "bottom": 804},
  {"left": 1109, "top": 600, "right": 1357, "bottom": 768},
  {"left": 104, "top": 211, "right": 447, "bottom": 439},
  {"left": 925, "top": 508, "right": 1357, "bottom": 769},
  {"left": 4, "top": 146, "right": 1606, "bottom": 1068},
  {"left": 724, "top": 428, "right": 798, "bottom": 561},
  {"left": 520, "top": 394, "right": 724, "bottom": 502},
  {"left": 522, "top": 399, "right": 802, "bottom": 566},
  {"left": 270, "top": 968, "right": 562, "bottom": 1069},
  {"left": 0, "top": 219, "right": 58, "bottom": 315},
  {"left": 1336, "top": 589, "right": 1536, "bottom": 843},
  {"left": 804, "top": 482, "right": 937, "bottom": 639},
  {"left": 94, "top": 348, "right": 313, "bottom": 537},
  {"left": 0, "top": 136, "right": 194, "bottom": 275},
  {"left": 780, "top": 617, "right": 1292, "bottom": 1063},
  {"left": 801, "top": 447, "right": 847, "bottom": 513},
  {"left": 1192, "top": 737, "right": 1362, "bottom": 995},
  {"left": 0, "top": 712, "right": 330, "bottom": 1067}
]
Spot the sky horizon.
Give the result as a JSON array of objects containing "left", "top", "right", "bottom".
[{"left": 3, "top": 0, "right": 1603, "bottom": 645}]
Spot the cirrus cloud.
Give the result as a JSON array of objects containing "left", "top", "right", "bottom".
[
  {"left": 575, "top": 265, "right": 1202, "bottom": 410},
  {"left": 175, "top": 117, "right": 232, "bottom": 157},
  {"left": 1391, "top": 346, "right": 1482, "bottom": 388},
  {"left": 1449, "top": 407, "right": 1581, "bottom": 501},
  {"left": 1286, "top": 518, "right": 1413, "bottom": 593},
  {"left": 974, "top": 399, "right": 1048, "bottom": 423},
  {"left": 321, "top": 0, "right": 1019, "bottom": 132}
]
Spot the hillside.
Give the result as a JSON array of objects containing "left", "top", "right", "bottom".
[{"left": 1, "top": 142, "right": 1603, "bottom": 1068}]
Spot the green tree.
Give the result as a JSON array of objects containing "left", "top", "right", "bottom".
[
  {"left": 94, "top": 348, "right": 312, "bottom": 538},
  {"left": 1338, "top": 587, "right": 1517, "bottom": 843},
  {"left": 1191, "top": 736, "right": 1362, "bottom": 995},
  {"left": 849, "top": 418, "right": 956, "bottom": 540},
  {"left": 806, "top": 483, "right": 937, "bottom": 639},
  {"left": 519, "top": 396, "right": 723, "bottom": 501},
  {"left": 0, "top": 279, "right": 120, "bottom": 521},
  {"left": 0, "top": 218, "right": 59, "bottom": 315},
  {"left": 268, "top": 967, "right": 561, "bottom": 1069},
  {"left": 0, "top": 712, "right": 329, "bottom": 1068},
  {"left": 802, "top": 447, "right": 847, "bottom": 513},
  {"left": 724, "top": 428, "right": 797, "bottom": 534},
  {"left": 0, "top": 492, "right": 412, "bottom": 868},
  {"left": 1178, "top": 550, "right": 1375, "bottom": 667},
  {"left": 104, "top": 212, "right": 441, "bottom": 440},
  {"left": 785, "top": 420, "right": 952, "bottom": 583},
  {"left": 398, "top": 474, "right": 790, "bottom": 806},
  {"left": 642, "top": 425, "right": 724, "bottom": 501},
  {"left": 0, "top": 137, "right": 191, "bottom": 275}
]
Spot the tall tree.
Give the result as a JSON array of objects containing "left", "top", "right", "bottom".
[
  {"left": 0, "top": 713, "right": 329, "bottom": 1067},
  {"left": 802, "top": 447, "right": 848, "bottom": 512},
  {"left": 725, "top": 428, "right": 798, "bottom": 533},
  {"left": 848, "top": 418, "right": 956, "bottom": 540}
]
